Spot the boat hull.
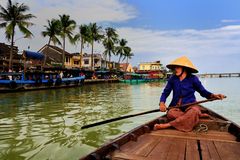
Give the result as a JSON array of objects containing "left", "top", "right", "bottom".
[
  {"left": 80, "top": 106, "right": 240, "bottom": 160},
  {"left": 0, "top": 77, "right": 85, "bottom": 93}
]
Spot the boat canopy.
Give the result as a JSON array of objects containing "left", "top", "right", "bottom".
[{"left": 23, "top": 50, "right": 44, "bottom": 60}]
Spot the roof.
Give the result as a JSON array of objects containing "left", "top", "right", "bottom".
[
  {"left": 0, "top": 43, "right": 18, "bottom": 57},
  {"left": 23, "top": 50, "right": 44, "bottom": 60},
  {"left": 120, "top": 63, "right": 131, "bottom": 71},
  {"left": 38, "top": 44, "right": 72, "bottom": 65},
  {"left": 39, "top": 44, "right": 71, "bottom": 56},
  {"left": 82, "top": 53, "right": 102, "bottom": 58}
]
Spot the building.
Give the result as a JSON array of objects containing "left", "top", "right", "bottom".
[
  {"left": 0, "top": 43, "right": 21, "bottom": 71},
  {"left": 139, "top": 61, "right": 164, "bottom": 71},
  {"left": 38, "top": 44, "right": 80, "bottom": 68},
  {"left": 138, "top": 61, "right": 166, "bottom": 78},
  {"left": 120, "top": 63, "right": 134, "bottom": 72},
  {"left": 81, "top": 53, "right": 120, "bottom": 70},
  {"left": 38, "top": 44, "right": 120, "bottom": 70},
  {"left": 82, "top": 53, "right": 102, "bottom": 70}
]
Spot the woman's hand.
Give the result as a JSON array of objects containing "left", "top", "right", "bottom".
[
  {"left": 159, "top": 102, "right": 167, "bottom": 112},
  {"left": 211, "top": 94, "right": 226, "bottom": 100}
]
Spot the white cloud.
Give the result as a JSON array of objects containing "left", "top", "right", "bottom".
[
  {"left": 221, "top": 19, "right": 240, "bottom": 23},
  {"left": 0, "top": 0, "right": 137, "bottom": 56},
  {"left": 1, "top": 0, "right": 240, "bottom": 73},
  {"left": 2, "top": 0, "right": 137, "bottom": 24},
  {"left": 117, "top": 26, "right": 240, "bottom": 72}
]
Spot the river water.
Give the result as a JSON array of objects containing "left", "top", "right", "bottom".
[{"left": 0, "top": 78, "right": 239, "bottom": 159}]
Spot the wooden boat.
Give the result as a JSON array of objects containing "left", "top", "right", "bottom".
[
  {"left": 80, "top": 106, "right": 240, "bottom": 160},
  {"left": 120, "top": 73, "right": 164, "bottom": 84},
  {"left": 0, "top": 71, "right": 85, "bottom": 93}
]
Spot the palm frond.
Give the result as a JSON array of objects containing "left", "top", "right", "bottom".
[
  {"left": 0, "top": 22, "right": 7, "bottom": 28},
  {"left": 51, "top": 36, "right": 61, "bottom": 45},
  {"left": 18, "top": 23, "right": 33, "bottom": 38},
  {"left": 5, "top": 23, "right": 14, "bottom": 40}
]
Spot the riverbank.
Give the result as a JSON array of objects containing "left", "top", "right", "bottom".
[{"left": 84, "top": 79, "right": 119, "bottom": 84}]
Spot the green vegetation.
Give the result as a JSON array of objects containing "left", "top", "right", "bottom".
[
  {"left": 0, "top": 0, "right": 35, "bottom": 69},
  {"left": 103, "top": 27, "right": 119, "bottom": 69},
  {"left": 0, "top": 0, "right": 133, "bottom": 70}
]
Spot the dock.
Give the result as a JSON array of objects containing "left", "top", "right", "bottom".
[
  {"left": 198, "top": 73, "right": 240, "bottom": 78},
  {"left": 84, "top": 79, "right": 119, "bottom": 84}
]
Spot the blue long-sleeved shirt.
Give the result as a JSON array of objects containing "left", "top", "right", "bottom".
[{"left": 160, "top": 75, "right": 212, "bottom": 107}]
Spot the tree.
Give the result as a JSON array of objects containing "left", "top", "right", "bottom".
[
  {"left": 59, "top": 14, "right": 76, "bottom": 67},
  {"left": 41, "top": 19, "right": 61, "bottom": 66},
  {"left": 88, "top": 23, "right": 103, "bottom": 70},
  {"left": 78, "top": 24, "right": 90, "bottom": 68},
  {"left": 42, "top": 19, "right": 61, "bottom": 46},
  {"left": 103, "top": 27, "right": 119, "bottom": 69},
  {"left": 0, "top": 0, "right": 35, "bottom": 69},
  {"left": 115, "top": 39, "right": 131, "bottom": 63},
  {"left": 122, "top": 47, "right": 133, "bottom": 64}
]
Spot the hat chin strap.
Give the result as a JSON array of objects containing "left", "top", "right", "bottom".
[{"left": 176, "top": 68, "right": 186, "bottom": 78}]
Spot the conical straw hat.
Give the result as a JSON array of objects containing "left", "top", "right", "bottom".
[{"left": 166, "top": 56, "right": 198, "bottom": 73}]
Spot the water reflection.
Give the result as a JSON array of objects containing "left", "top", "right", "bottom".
[
  {"left": 0, "top": 79, "right": 239, "bottom": 159},
  {"left": 0, "top": 83, "right": 135, "bottom": 159}
]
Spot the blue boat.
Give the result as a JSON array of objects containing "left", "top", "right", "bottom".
[
  {"left": 0, "top": 71, "right": 85, "bottom": 92},
  {"left": 0, "top": 51, "right": 85, "bottom": 92}
]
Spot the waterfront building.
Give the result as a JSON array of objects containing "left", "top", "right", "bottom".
[
  {"left": 137, "top": 61, "right": 166, "bottom": 79},
  {"left": 120, "top": 63, "right": 134, "bottom": 72},
  {"left": 138, "top": 61, "right": 164, "bottom": 71},
  {"left": 81, "top": 53, "right": 119, "bottom": 70},
  {"left": 38, "top": 44, "right": 78, "bottom": 68},
  {"left": 82, "top": 53, "right": 102, "bottom": 70},
  {"left": 0, "top": 43, "right": 21, "bottom": 71}
]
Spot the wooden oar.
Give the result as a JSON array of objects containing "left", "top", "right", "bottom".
[{"left": 81, "top": 97, "right": 224, "bottom": 129}]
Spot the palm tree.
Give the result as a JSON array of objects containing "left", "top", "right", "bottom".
[
  {"left": 59, "top": 14, "right": 76, "bottom": 67},
  {"left": 42, "top": 19, "right": 62, "bottom": 46},
  {"left": 103, "top": 40, "right": 114, "bottom": 69},
  {"left": 103, "top": 27, "right": 119, "bottom": 69},
  {"left": 41, "top": 19, "right": 61, "bottom": 66},
  {"left": 0, "top": 0, "right": 35, "bottom": 69},
  {"left": 122, "top": 47, "right": 134, "bottom": 69},
  {"left": 88, "top": 23, "right": 103, "bottom": 70},
  {"left": 115, "top": 39, "right": 131, "bottom": 63},
  {"left": 79, "top": 24, "right": 90, "bottom": 68}
]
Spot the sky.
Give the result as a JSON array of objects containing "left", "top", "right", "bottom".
[{"left": 1, "top": 0, "right": 240, "bottom": 73}]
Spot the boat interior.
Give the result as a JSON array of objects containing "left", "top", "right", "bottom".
[{"left": 82, "top": 107, "right": 240, "bottom": 160}]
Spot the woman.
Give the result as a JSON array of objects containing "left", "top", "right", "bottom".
[{"left": 154, "top": 56, "right": 225, "bottom": 132}]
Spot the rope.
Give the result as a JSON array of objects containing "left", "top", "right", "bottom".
[{"left": 194, "top": 123, "right": 208, "bottom": 134}]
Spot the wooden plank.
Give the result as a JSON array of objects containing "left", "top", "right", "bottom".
[
  {"left": 150, "top": 129, "right": 237, "bottom": 142},
  {"left": 147, "top": 137, "right": 173, "bottom": 159},
  {"left": 214, "top": 141, "right": 240, "bottom": 160},
  {"left": 185, "top": 139, "right": 200, "bottom": 160},
  {"left": 118, "top": 134, "right": 161, "bottom": 157},
  {"left": 165, "top": 138, "right": 186, "bottom": 160},
  {"left": 200, "top": 140, "right": 221, "bottom": 160},
  {"left": 112, "top": 151, "right": 146, "bottom": 160},
  {"left": 147, "top": 137, "right": 186, "bottom": 160}
]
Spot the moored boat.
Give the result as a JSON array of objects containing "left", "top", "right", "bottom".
[
  {"left": 120, "top": 73, "right": 164, "bottom": 84},
  {"left": 80, "top": 106, "right": 240, "bottom": 160},
  {"left": 0, "top": 70, "right": 85, "bottom": 93}
]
